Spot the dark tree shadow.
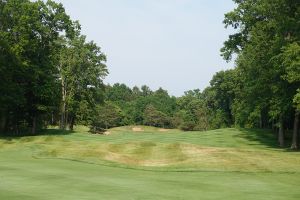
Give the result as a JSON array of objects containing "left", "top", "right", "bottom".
[
  {"left": 39, "top": 128, "right": 74, "bottom": 136},
  {"left": 239, "top": 128, "right": 277, "bottom": 147},
  {"left": 234, "top": 128, "right": 297, "bottom": 151},
  {"left": 0, "top": 128, "right": 73, "bottom": 139}
]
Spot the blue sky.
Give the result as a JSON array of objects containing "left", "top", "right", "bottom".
[{"left": 55, "top": 0, "right": 236, "bottom": 96}]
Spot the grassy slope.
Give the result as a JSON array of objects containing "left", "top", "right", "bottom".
[{"left": 0, "top": 126, "right": 300, "bottom": 200}]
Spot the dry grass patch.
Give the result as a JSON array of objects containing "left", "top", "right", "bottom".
[
  {"left": 181, "top": 144, "right": 222, "bottom": 156},
  {"left": 103, "top": 151, "right": 140, "bottom": 165},
  {"left": 20, "top": 130, "right": 300, "bottom": 172},
  {"left": 141, "top": 159, "right": 173, "bottom": 167}
]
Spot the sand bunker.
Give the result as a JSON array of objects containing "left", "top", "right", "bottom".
[
  {"left": 132, "top": 127, "right": 144, "bottom": 132},
  {"left": 103, "top": 131, "right": 111, "bottom": 135},
  {"left": 158, "top": 128, "right": 169, "bottom": 132}
]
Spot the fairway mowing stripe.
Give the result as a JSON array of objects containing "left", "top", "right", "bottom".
[{"left": 31, "top": 155, "right": 299, "bottom": 175}]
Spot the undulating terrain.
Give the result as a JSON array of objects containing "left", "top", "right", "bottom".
[{"left": 1, "top": 126, "right": 300, "bottom": 200}]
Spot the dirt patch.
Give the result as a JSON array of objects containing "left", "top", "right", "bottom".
[{"left": 132, "top": 127, "right": 144, "bottom": 132}]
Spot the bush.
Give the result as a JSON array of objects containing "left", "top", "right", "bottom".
[{"left": 180, "top": 121, "right": 196, "bottom": 131}]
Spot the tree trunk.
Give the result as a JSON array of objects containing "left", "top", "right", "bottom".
[
  {"left": 60, "top": 78, "right": 66, "bottom": 130},
  {"left": 259, "top": 114, "right": 263, "bottom": 129},
  {"left": 14, "top": 124, "right": 19, "bottom": 136},
  {"left": 291, "top": 111, "right": 299, "bottom": 149},
  {"left": 0, "top": 113, "right": 6, "bottom": 133},
  {"left": 51, "top": 112, "right": 54, "bottom": 125},
  {"left": 65, "top": 111, "right": 69, "bottom": 129},
  {"left": 69, "top": 115, "right": 75, "bottom": 131},
  {"left": 272, "top": 119, "right": 275, "bottom": 131},
  {"left": 31, "top": 115, "right": 37, "bottom": 135},
  {"left": 278, "top": 115, "right": 284, "bottom": 148}
]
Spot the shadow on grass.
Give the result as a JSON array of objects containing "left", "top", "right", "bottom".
[
  {"left": 234, "top": 128, "right": 279, "bottom": 148},
  {"left": 0, "top": 128, "right": 73, "bottom": 140},
  {"left": 235, "top": 128, "right": 298, "bottom": 151},
  {"left": 40, "top": 128, "right": 74, "bottom": 136}
]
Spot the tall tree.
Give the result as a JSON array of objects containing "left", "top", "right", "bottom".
[
  {"left": 279, "top": 43, "right": 300, "bottom": 149},
  {"left": 0, "top": 0, "right": 74, "bottom": 134},
  {"left": 58, "top": 32, "right": 107, "bottom": 130}
]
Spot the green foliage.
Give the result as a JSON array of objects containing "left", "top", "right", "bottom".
[
  {"left": 176, "top": 90, "right": 209, "bottom": 131},
  {"left": 0, "top": 0, "right": 74, "bottom": 134},
  {"left": 294, "top": 89, "right": 300, "bottom": 111},
  {"left": 143, "top": 105, "right": 169, "bottom": 128},
  {"left": 90, "top": 102, "right": 122, "bottom": 131},
  {"left": 279, "top": 42, "right": 300, "bottom": 111},
  {"left": 221, "top": 0, "right": 300, "bottom": 147},
  {"left": 0, "top": 0, "right": 107, "bottom": 135},
  {"left": 100, "top": 84, "right": 177, "bottom": 129},
  {"left": 58, "top": 32, "right": 107, "bottom": 129},
  {"left": 281, "top": 42, "right": 300, "bottom": 83},
  {"left": 106, "top": 83, "right": 133, "bottom": 102}
]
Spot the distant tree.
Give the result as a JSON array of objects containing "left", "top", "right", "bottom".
[
  {"left": 174, "top": 110, "right": 196, "bottom": 131},
  {"left": 132, "top": 86, "right": 142, "bottom": 99},
  {"left": 143, "top": 105, "right": 169, "bottom": 128},
  {"left": 141, "top": 85, "right": 153, "bottom": 96},
  {"left": 104, "top": 85, "right": 177, "bottom": 127},
  {"left": 106, "top": 83, "right": 133, "bottom": 102},
  {"left": 209, "top": 70, "right": 236, "bottom": 127},
  {"left": 176, "top": 90, "right": 210, "bottom": 131},
  {"left": 90, "top": 102, "right": 122, "bottom": 131}
]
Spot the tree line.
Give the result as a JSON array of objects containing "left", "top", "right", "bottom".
[
  {"left": 94, "top": 83, "right": 234, "bottom": 132},
  {"left": 0, "top": 0, "right": 299, "bottom": 149},
  {"left": 220, "top": 0, "right": 300, "bottom": 149}
]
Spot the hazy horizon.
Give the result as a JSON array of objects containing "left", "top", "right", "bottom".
[{"left": 54, "top": 0, "right": 236, "bottom": 96}]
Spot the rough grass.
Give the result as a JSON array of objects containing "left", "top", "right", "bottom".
[{"left": 0, "top": 126, "right": 300, "bottom": 199}]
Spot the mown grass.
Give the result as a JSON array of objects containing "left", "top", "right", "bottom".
[{"left": 0, "top": 126, "right": 300, "bottom": 199}]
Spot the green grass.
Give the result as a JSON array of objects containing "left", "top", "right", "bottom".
[{"left": 0, "top": 126, "right": 300, "bottom": 199}]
